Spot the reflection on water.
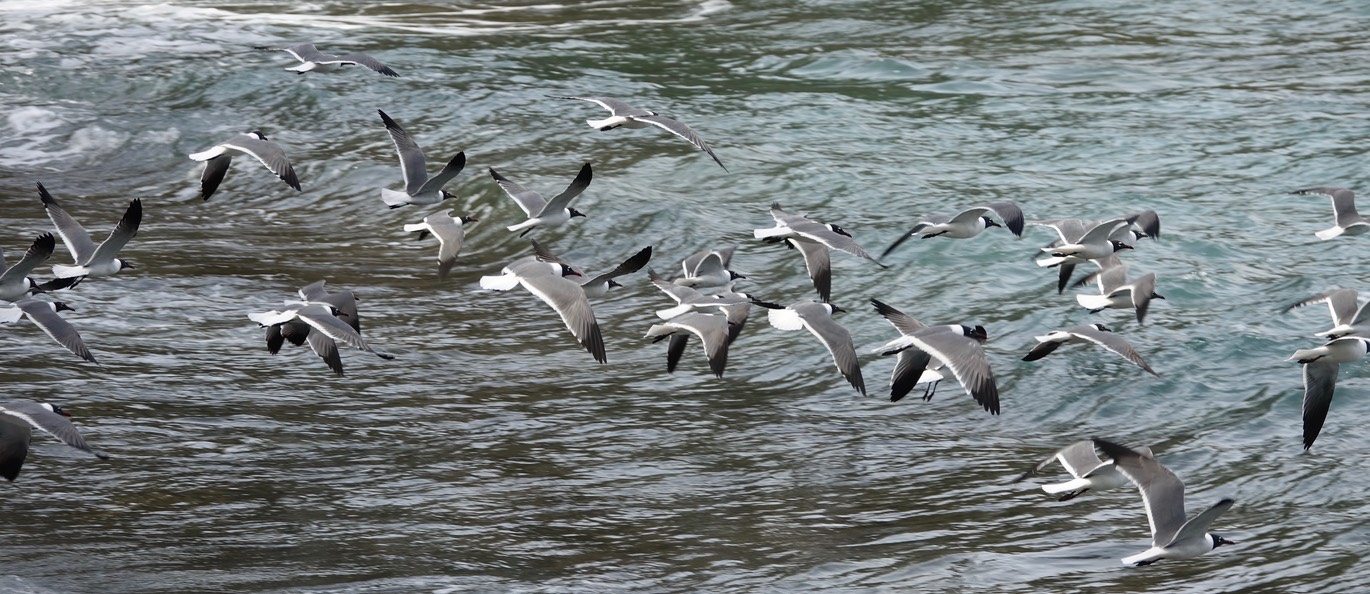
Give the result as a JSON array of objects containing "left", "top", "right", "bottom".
[{"left": 2, "top": 0, "right": 1370, "bottom": 592}]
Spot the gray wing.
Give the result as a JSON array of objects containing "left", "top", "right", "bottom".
[
  {"left": 888, "top": 348, "right": 934, "bottom": 403},
  {"left": 1294, "top": 187, "right": 1360, "bottom": 226},
  {"left": 549, "top": 95, "right": 647, "bottom": 116},
  {"left": 649, "top": 267, "right": 704, "bottom": 305},
  {"left": 1034, "top": 219, "right": 1088, "bottom": 243},
  {"left": 489, "top": 168, "right": 547, "bottom": 216},
  {"left": 294, "top": 304, "right": 375, "bottom": 354},
  {"left": 220, "top": 134, "right": 300, "bottom": 191},
  {"left": 788, "top": 221, "right": 881, "bottom": 263},
  {"left": 1080, "top": 218, "right": 1128, "bottom": 246},
  {"left": 1167, "top": 499, "right": 1235, "bottom": 548},
  {"left": 793, "top": 302, "right": 864, "bottom": 395},
  {"left": 305, "top": 329, "right": 345, "bottom": 376},
  {"left": 1283, "top": 288, "right": 1359, "bottom": 326},
  {"left": 987, "top": 202, "right": 1025, "bottom": 237},
  {"left": 1054, "top": 440, "right": 1109, "bottom": 478},
  {"left": 415, "top": 152, "right": 465, "bottom": 197},
  {"left": 1302, "top": 359, "right": 1339, "bottom": 449},
  {"left": 0, "top": 233, "right": 55, "bottom": 286},
  {"left": 299, "top": 281, "right": 361, "bottom": 333},
  {"left": 870, "top": 298, "right": 927, "bottom": 335},
  {"left": 664, "top": 313, "right": 731, "bottom": 377},
  {"left": 1021, "top": 338, "right": 1065, "bottom": 362},
  {"left": 687, "top": 251, "right": 727, "bottom": 279},
  {"left": 272, "top": 43, "right": 328, "bottom": 63},
  {"left": 88, "top": 199, "right": 141, "bottom": 267},
  {"left": 0, "top": 400, "right": 107, "bottom": 458},
  {"left": 791, "top": 239, "right": 832, "bottom": 303},
  {"left": 538, "top": 163, "right": 593, "bottom": 217},
  {"left": 530, "top": 238, "right": 574, "bottom": 268},
  {"left": 15, "top": 299, "right": 96, "bottom": 364},
  {"left": 198, "top": 154, "right": 233, "bottom": 200},
  {"left": 903, "top": 328, "right": 998, "bottom": 414},
  {"left": 1127, "top": 272, "right": 1159, "bottom": 325},
  {"left": 379, "top": 110, "right": 429, "bottom": 195},
  {"left": 427, "top": 215, "right": 466, "bottom": 281},
  {"left": 1094, "top": 438, "right": 1187, "bottom": 547},
  {"left": 584, "top": 246, "right": 652, "bottom": 288},
  {"left": 1069, "top": 325, "right": 1157, "bottom": 375},
  {"left": 637, "top": 114, "right": 727, "bottom": 171},
  {"left": 37, "top": 183, "right": 97, "bottom": 264},
  {"left": 1126, "top": 210, "right": 1161, "bottom": 240},
  {"left": 332, "top": 52, "right": 399, "bottom": 77},
  {"left": 520, "top": 273, "right": 606, "bottom": 363}
]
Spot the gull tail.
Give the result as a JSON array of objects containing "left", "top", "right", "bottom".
[
  {"left": 655, "top": 303, "right": 692, "bottom": 320},
  {"left": 51, "top": 264, "right": 88, "bottom": 279},
  {"left": 479, "top": 274, "right": 520, "bottom": 291},
  {"left": 1076, "top": 294, "right": 1113, "bottom": 310}
]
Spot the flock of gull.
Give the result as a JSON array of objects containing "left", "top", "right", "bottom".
[{"left": 3, "top": 42, "right": 1366, "bottom": 568}]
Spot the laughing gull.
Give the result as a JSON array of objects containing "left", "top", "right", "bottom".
[
  {"left": 0, "top": 233, "right": 77, "bottom": 302},
  {"left": 0, "top": 400, "right": 109, "bottom": 481},
  {"left": 871, "top": 300, "right": 998, "bottom": 414},
  {"left": 647, "top": 269, "right": 762, "bottom": 342},
  {"left": 1035, "top": 218, "right": 1132, "bottom": 269},
  {"left": 644, "top": 312, "right": 732, "bottom": 377},
  {"left": 0, "top": 299, "right": 96, "bottom": 364},
  {"left": 549, "top": 96, "right": 726, "bottom": 171},
  {"left": 754, "top": 203, "right": 885, "bottom": 301},
  {"left": 378, "top": 109, "right": 466, "bottom": 208},
  {"left": 189, "top": 131, "right": 301, "bottom": 200},
  {"left": 1073, "top": 256, "right": 1164, "bottom": 325},
  {"left": 764, "top": 300, "right": 865, "bottom": 395},
  {"left": 1289, "top": 336, "right": 1370, "bottom": 449},
  {"left": 480, "top": 258, "right": 606, "bottom": 363},
  {"left": 1015, "top": 440, "right": 1152, "bottom": 501},
  {"left": 403, "top": 210, "right": 477, "bottom": 280},
  {"left": 1292, "top": 187, "right": 1370, "bottom": 240},
  {"left": 869, "top": 298, "right": 942, "bottom": 399},
  {"left": 1022, "top": 323, "right": 1157, "bottom": 375},
  {"left": 1124, "top": 210, "right": 1162, "bottom": 241},
  {"left": 532, "top": 240, "right": 652, "bottom": 298},
  {"left": 673, "top": 246, "right": 744, "bottom": 289},
  {"left": 881, "top": 201, "right": 1025, "bottom": 259},
  {"left": 491, "top": 164, "right": 592, "bottom": 237},
  {"left": 1092, "top": 438, "right": 1235, "bottom": 566},
  {"left": 249, "top": 301, "right": 394, "bottom": 373},
  {"left": 1283, "top": 288, "right": 1370, "bottom": 339},
  {"left": 261, "top": 280, "right": 370, "bottom": 376},
  {"left": 256, "top": 43, "right": 399, "bottom": 77},
  {"left": 38, "top": 183, "right": 140, "bottom": 280}
]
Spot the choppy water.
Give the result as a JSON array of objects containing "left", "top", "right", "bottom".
[{"left": 2, "top": 0, "right": 1369, "bottom": 592}]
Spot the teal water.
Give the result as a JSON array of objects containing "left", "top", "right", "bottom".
[{"left": 1, "top": 0, "right": 1369, "bottom": 592}]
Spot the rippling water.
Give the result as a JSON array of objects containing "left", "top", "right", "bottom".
[{"left": 2, "top": 0, "right": 1370, "bottom": 592}]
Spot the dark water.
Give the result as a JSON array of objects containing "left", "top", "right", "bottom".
[{"left": 2, "top": 0, "right": 1369, "bottom": 592}]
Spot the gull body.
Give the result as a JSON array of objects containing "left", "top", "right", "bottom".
[
  {"left": 0, "top": 233, "right": 60, "bottom": 302},
  {"left": 0, "top": 400, "right": 109, "bottom": 481},
  {"left": 766, "top": 300, "right": 864, "bottom": 395},
  {"left": 189, "top": 131, "right": 300, "bottom": 200},
  {"left": 1283, "top": 288, "right": 1370, "bottom": 339},
  {"left": 1293, "top": 187, "right": 1370, "bottom": 240},
  {"left": 404, "top": 210, "right": 477, "bottom": 280},
  {"left": 550, "top": 96, "right": 726, "bottom": 170},
  {"left": 754, "top": 203, "right": 884, "bottom": 301},
  {"left": 256, "top": 43, "right": 399, "bottom": 77},
  {"left": 491, "top": 164, "right": 592, "bottom": 237},
  {"left": 1035, "top": 218, "right": 1132, "bottom": 268},
  {"left": 378, "top": 110, "right": 466, "bottom": 208},
  {"left": 871, "top": 301, "right": 998, "bottom": 414},
  {"left": 249, "top": 300, "right": 393, "bottom": 374},
  {"left": 532, "top": 240, "right": 652, "bottom": 299},
  {"left": 1093, "top": 438, "right": 1235, "bottom": 566},
  {"left": 480, "top": 259, "right": 605, "bottom": 363},
  {"left": 673, "top": 246, "right": 744, "bottom": 289},
  {"left": 38, "top": 183, "right": 140, "bottom": 279},
  {"left": 644, "top": 312, "right": 732, "bottom": 377},
  {"left": 261, "top": 281, "right": 371, "bottom": 376},
  {"left": 1289, "top": 336, "right": 1370, "bottom": 449},
  {"left": 1073, "top": 256, "right": 1164, "bottom": 325},
  {"left": 881, "top": 201, "right": 1025, "bottom": 259},
  {"left": 1022, "top": 323, "right": 1157, "bottom": 375},
  {"left": 0, "top": 299, "right": 96, "bottom": 364}
]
